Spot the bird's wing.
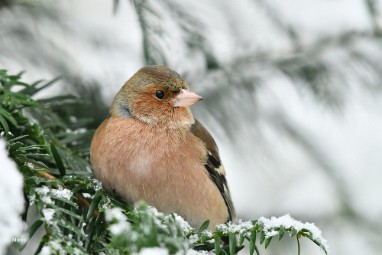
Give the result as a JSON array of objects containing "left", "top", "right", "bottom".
[{"left": 190, "top": 119, "right": 236, "bottom": 222}]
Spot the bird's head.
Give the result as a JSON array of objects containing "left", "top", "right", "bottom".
[{"left": 111, "top": 65, "right": 203, "bottom": 127}]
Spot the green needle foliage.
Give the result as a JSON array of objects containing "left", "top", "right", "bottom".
[{"left": 1, "top": 70, "right": 328, "bottom": 254}]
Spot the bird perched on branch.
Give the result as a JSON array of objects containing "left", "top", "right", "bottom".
[{"left": 90, "top": 65, "right": 235, "bottom": 229}]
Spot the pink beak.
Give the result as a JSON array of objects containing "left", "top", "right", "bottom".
[{"left": 171, "top": 89, "right": 203, "bottom": 107}]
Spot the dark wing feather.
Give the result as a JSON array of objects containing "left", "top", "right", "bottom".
[{"left": 191, "top": 119, "right": 236, "bottom": 222}]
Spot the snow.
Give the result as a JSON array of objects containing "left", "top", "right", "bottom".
[
  {"left": 216, "top": 219, "right": 254, "bottom": 236},
  {"left": 35, "top": 186, "right": 73, "bottom": 205},
  {"left": 109, "top": 222, "right": 130, "bottom": 236},
  {"left": 3, "top": 1, "right": 376, "bottom": 253},
  {"left": 199, "top": 230, "right": 212, "bottom": 239},
  {"left": 216, "top": 215, "right": 329, "bottom": 252},
  {"left": 42, "top": 208, "right": 55, "bottom": 224},
  {"left": 29, "top": 194, "right": 36, "bottom": 205},
  {"left": 265, "top": 230, "right": 279, "bottom": 238},
  {"left": 135, "top": 247, "right": 169, "bottom": 255},
  {"left": 49, "top": 240, "right": 63, "bottom": 252},
  {"left": 259, "top": 214, "right": 303, "bottom": 231},
  {"left": 82, "top": 193, "right": 92, "bottom": 199},
  {"left": 39, "top": 246, "right": 51, "bottom": 255},
  {"left": 51, "top": 188, "right": 73, "bottom": 200},
  {"left": 105, "top": 207, "right": 131, "bottom": 235},
  {"left": 26, "top": 162, "right": 36, "bottom": 169},
  {"left": 258, "top": 214, "right": 329, "bottom": 252},
  {"left": 73, "top": 247, "right": 83, "bottom": 255},
  {"left": 173, "top": 214, "right": 193, "bottom": 233},
  {"left": 183, "top": 250, "right": 210, "bottom": 255},
  {"left": 92, "top": 179, "right": 103, "bottom": 191},
  {"left": 35, "top": 186, "right": 50, "bottom": 195},
  {"left": 40, "top": 196, "right": 53, "bottom": 205},
  {"left": 0, "top": 139, "right": 25, "bottom": 255},
  {"left": 105, "top": 207, "right": 127, "bottom": 222},
  {"left": 35, "top": 186, "right": 53, "bottom": 204}
]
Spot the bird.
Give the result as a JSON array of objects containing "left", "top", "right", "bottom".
[{"left": 90, "top": 65, "right": 235, "bottom": 229}]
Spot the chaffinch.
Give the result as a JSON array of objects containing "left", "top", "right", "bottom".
[{"left": 90, "top": 65, "right": 235, "bottom": 229}]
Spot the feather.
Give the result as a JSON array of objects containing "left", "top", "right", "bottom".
[{"left": 191, "top": 119, "right": 236, "bottom": 222}]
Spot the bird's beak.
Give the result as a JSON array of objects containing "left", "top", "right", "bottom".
[{"left": 172, "top": 89, "right": 203, "bottom": 107}]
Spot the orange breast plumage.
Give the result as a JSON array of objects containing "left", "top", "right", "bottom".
[{"left": 90, "top": 116, "right": 229, "bottom": 228}]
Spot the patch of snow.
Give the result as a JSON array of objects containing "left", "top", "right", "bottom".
[
  {"left": 216, "top": 219, "right": 254, "bottom": 235},
  {"left": 29, "top": 194, "right": 36, "bottom": 205},
  {"left": 0, "top": 139, "right": 25, "bottom": 254},
  {"left": 42, "top": 208, "right": 55, "bottom": 224},
  {"left": 265, "top": 230, "right": 278, "bottom": 238},
  {"left": 35, "top": 186, "right": 54, "bottom": 205},
  {"left": 173, "top": 214, "right": 193, "bottom": 233},
  {"left": 143, "top": 205, "right": 162, "bottom": 217},
  {"left": 105, "top": 207, "right": 127, "bottom": 222},
  {"left": 49, "top": 240, "right": 62, "bottom": 252},
  {"left": 36, "top": 186, "right": 50, "bottom": 195},
  {"left": 92, "top": 179, "right": 102, "bottom": 190},
  {"left": 183, "top": 250, "right": 210, "bottom": 255},
  {"left": 259, "top": 214, "right": 303, "bottom": 231},
  {"left": 199, "top": 230, "right": 212, "bottom": 238},
  {"left": 109, "top": 222, "right": 130, "bottom": 236},
  {"left": 39, "top": 246, "right": 51, "bottom": 255},
  {"left": 40, "top": 196, "right": 54, "bottom": 205},
  {"left": 258, "top": 214, "right": 329, "bottom": 252},
  {"left": 105, "top": 207, "right": 131, "bottom": 235},
  {"left": 35, "top": 186, "right": 73, "bottom": 205},
  {"left": 135, "top": 247, "right": 169, "bottom": 255},
  {"left": 51, "top": 188, "right": 72, "bottom": 200},
  {"left": 188, "top": 234, "right": 199, "bottom": 243},
  {"left": 73, "top": 247, "right": 83, "bottom": 255},
  {"left": 26, "top": 162, "right": 35, "bottom": 169},
  {"left": 82, "top": 193, "right": 92, "bottom": 199}
]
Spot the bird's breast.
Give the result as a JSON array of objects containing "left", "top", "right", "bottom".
[
  {"left": 91, "top": 116, "right": 206, "bottom": 197},
  {"left": 90, "top": 116, "right": 228, "bottom": 228}
]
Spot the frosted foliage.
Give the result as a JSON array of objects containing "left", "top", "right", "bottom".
[
  {"left": 259, "top": 214, "right": 329, "bottom": 251},
  {"left": 216, "top": 215, "right": 328, "bottom": 253},
  {"left": 105, "top": 207, "right": 127, "bottom": 222},
  {"left": 105, "top": 207, "right": 131, "bottom": 235},
  {"left": 50, "top": 188, "right": 72, "bottom": 200},
  {"left": 173, "top": 214, "right": 192, "bottom": 233},
  {"left": 217, "top": 219, "right": 253, "bottom": 235},
  {"left": 0, "top": 139, "right": 24, "bottom": 254},
  {"left": 35, "top": 186, "right": 72, "bottom": 205}
]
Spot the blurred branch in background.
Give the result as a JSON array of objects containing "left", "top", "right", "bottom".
[
  {"left": 131, "top": 0, "right": 219, "bottom": 69},
  {"left": 365, "top": 0, "right": 382, "bottom": 35},
  {"left": 131, "top": 0, "right": 167, "bottom": 65},
  {"left": 1, "top": 0, "right": 382, "bottom": 254},
  {"left": 253, "top": 0, "right": 302, "bottom": 51}
]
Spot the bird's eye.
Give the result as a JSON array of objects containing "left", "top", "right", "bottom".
[{"left": 155, "top": 90, "right": 165, "bottom": 99}]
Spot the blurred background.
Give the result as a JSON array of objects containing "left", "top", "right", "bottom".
[{"left": 1, "top": 0, "right": 381, "bottom": 254}]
